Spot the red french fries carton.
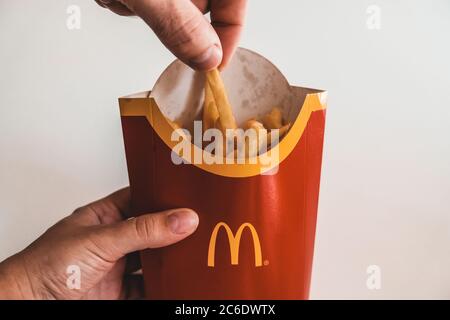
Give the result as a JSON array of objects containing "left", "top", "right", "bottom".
[{"left": 119, "top": 48, "right": 327, "bottom": 299}]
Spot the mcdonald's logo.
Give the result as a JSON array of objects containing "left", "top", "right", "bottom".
[{"left": 207, "top": 222, "right": 263, "bottom": 267}]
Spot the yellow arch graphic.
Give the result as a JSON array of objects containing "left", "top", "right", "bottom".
[{"left": 207, "top": 222, "right": 262, "bottom": 267}]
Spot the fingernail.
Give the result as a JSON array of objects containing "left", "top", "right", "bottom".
[
  {"left": 189, "top": 45, "right": 222, "bottom": 70},
  {"left": 167, "top": 209, "right": 199, "bottom": 234}
]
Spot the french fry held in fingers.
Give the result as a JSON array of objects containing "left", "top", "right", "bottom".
[
  {"left": 206, "top": 69, "right": 237, "bottom": 133},
  {"left": 170, "top": 70, "right": 292, "bottom": 159},
  {"left": 203, "top": 80, "right": 219, "bottom": 133},
  {"left": 205, "top": 69, "right": 238, "bottom": 153},
  {"left": 262, "top": 107, "right": 283, "bottom": 129}
]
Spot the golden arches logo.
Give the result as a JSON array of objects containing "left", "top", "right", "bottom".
[{"left": 207, "top": 222, "right": 263, "bottom": 267}]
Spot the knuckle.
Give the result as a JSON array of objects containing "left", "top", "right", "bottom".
[
  {"left": 152, "top": 10, "right": 205, "bottom": 56},
  {"left": 171, "top": 16, "right": 204, "bottom": 53},
  {"left": 134, "top": 215, "right": 160, "bottom": 242},
  {"left": 72, "top": 206, "right": 86, "bottom": 216}
]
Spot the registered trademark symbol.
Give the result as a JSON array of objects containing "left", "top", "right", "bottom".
[{"left": 264, "top": 260, "right": 269, "bottom": 266}]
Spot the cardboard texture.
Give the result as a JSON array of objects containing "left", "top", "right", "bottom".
[{"left": 119, "top": 48, "right": 327, "bottom": 299}]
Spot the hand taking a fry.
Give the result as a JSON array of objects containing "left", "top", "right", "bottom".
[
  {"left": 95, "top": 0, "right": 248, "bottom": 70},
  {"left": 0, "top": 0, "right": 248, "bottom": 300}
]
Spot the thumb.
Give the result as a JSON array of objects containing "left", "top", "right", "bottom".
[
  {"left": 91, "top": 208, "right": 199, "bottom": 260},
  {"left": 124, "top": 0, "right": 222, "bottom": 70}
]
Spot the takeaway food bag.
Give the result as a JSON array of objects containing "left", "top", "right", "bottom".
[{"left": 119, "top": 48, "right": 327, "bottom": 299}]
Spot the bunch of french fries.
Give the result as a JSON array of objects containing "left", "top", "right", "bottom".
[{"left": 169, "top": 69, "right": 291, "bottom": 158}]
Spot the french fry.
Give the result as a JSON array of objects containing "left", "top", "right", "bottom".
[
  {"left": 279, "top": 123, "right": 291, "bottom": 137},
  {"left": 266, "top": 123, "right": 291, "bottom": 148},
  {"left": 243, "top": 118, "right": 291, "bottom": 156},
  {"left": 262, "top": 107, "right": 291, "bottom": 151},
  {"left": 212, "top": 117, "right": 230, "bottom": 154},
  {"left": 245, "top": 120, "right": 291, "bottom": 156},
  {"left": 206, "top": 69, "right": 237, "bottom": 132},
  {"left": 203, "top": 80, "right": 219, "bottom": 133},
  {"left": 262, "top": 107, "right": 283, "bottom": 129},
  {"left": 242, "top": 119, "right": 267, "bottom": 158},
  {"left": 243, "top": 119, "right": 265, "bottom": 131}
]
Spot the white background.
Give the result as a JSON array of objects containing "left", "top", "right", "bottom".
[{"left": 1, "top": 0, "right": 449, "bottom": 299}]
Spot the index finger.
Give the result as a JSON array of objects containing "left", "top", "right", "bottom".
[{"left": 210, "top": 0, "right": 248, "bottom": 69}]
